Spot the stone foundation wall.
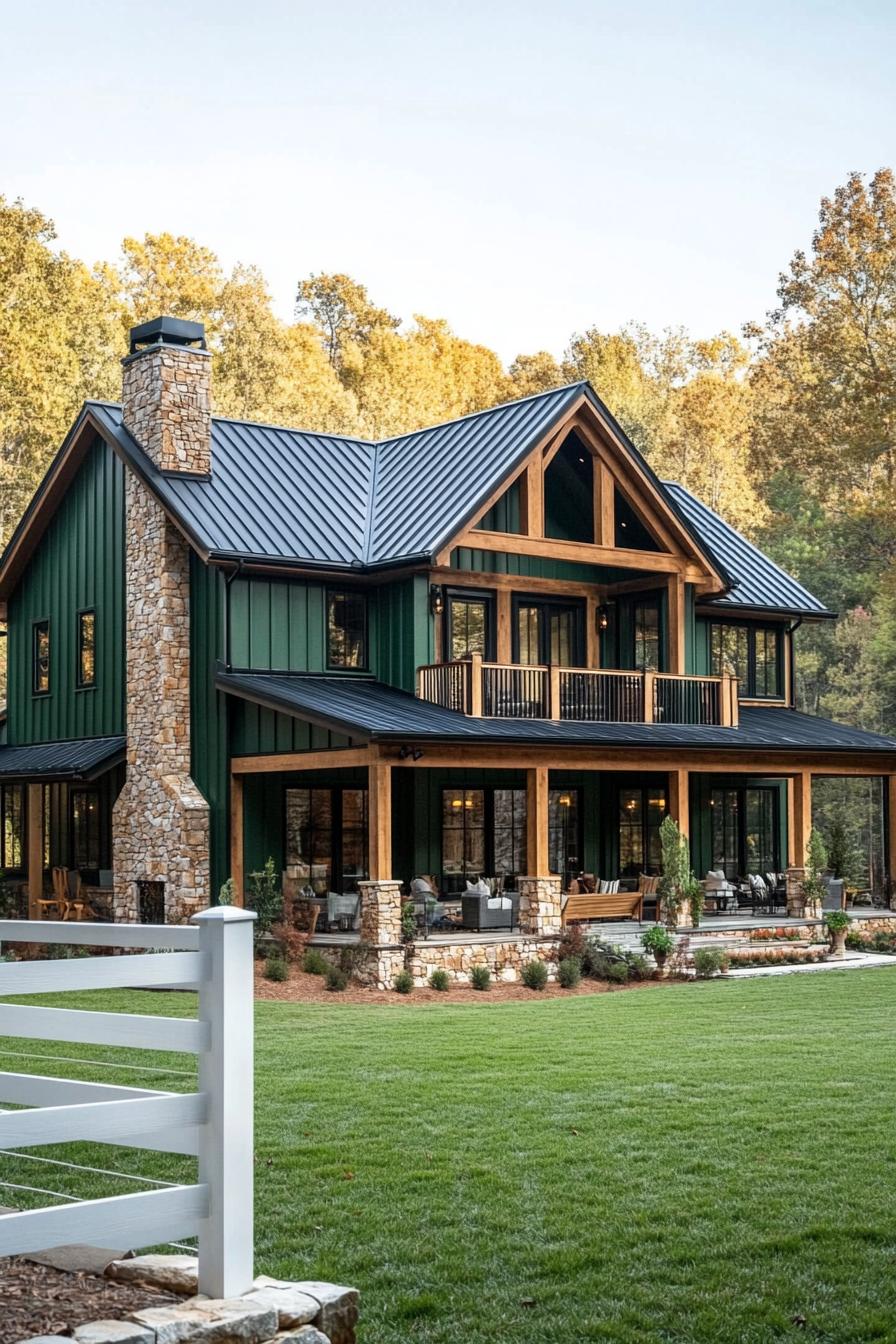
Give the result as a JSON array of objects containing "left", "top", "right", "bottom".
[
  {"left": 112, "top": 472, "right": 210, "bottom": 923},
  {"left": 317, "top": 935, "right": 561, "bottom": 989}
]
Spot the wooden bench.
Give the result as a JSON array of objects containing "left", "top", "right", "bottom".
[{"left": 562, "top": 891, "right": 643, "bottom": 925}]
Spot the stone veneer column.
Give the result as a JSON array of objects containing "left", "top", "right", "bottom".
[
  {"left": 358, "top": 880, "right": 405, "bottom": 989},
  {"left": 518, "top": 875, "right": 562, "bottom": 936},
  {"left": 112, "top": 328, "right": 212, "bottom": 923},
  {"left": 785, "top": 867, "right": 807, "bottom": 918}
]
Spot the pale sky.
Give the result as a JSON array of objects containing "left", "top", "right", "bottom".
[{"left": 3, "top": 0, "right": 894, "bottom": 362}]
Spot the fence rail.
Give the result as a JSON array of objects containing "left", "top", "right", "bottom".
[
  {"left": 417, "top": 657, "right": 738, "bottom": 727},
  {"left": 0, "top": 907, "right": 255, "bottom": 1298}
]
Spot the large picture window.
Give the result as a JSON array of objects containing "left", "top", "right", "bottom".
[
  {"left": 710, "top": 785, "right": 779, "bottom": 877},
  {"left": 326, "top": 591, "right": 367, "bottom": 669},
  {"left": 33, "top": 619, "right": 50, "bottom": 695},
  {"left": 709, "top": 623, "right": 782, "bottom": 699},
  {"left": 0, "top": 785, "right": 24, "bottom": 870},
  {"left": 549, "top": 789, "right": 581, "bottom": 884},
  {"left": 617, "top": 784, "right": 667, "bottom": 877},
  {"left": 71, "top": 789, "right": 101, "bottom": 869},
  {"left": 442, "top": 789, "right": 487, "bottom": 890},
  {"left": 285, "top": 787, "right": 368, "bottom": 893}
]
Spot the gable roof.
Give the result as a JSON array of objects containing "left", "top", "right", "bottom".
[{"left": 0, "top": 383, "right": 831, "bottom": 620}]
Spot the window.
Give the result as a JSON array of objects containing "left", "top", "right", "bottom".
[
  {"left": 513, "top": 597, "right": 584, "bottom": 666},
  {"left": 0, "top": 785, "right": 24, "bottom": 870},
  {"left": 77, "top": 609, "right": 96, "bottom": 689},
  {"left": 446, "top": 593, "right": 493, "bottom": 661},
  {"left": 711, "top": 785, "right": 779, "bottom": 877},
  {"left": 33, "top": 620, "right": 50, "bottom": 694},
  {"left": 618, "top": 785, "right": 667, "bottom": 877},
  {"left": 549, "top": 789, "right": 580, "bottom": 883},
  {"left": 71, "top": 789, "right": 101, "bottom": 869},
  {"left": 285, "top": 787, "right": 369, "bottom": 894},
  {"left": 442, "top": 789, "right": 486, "bottom": 889},
  {"left": 709, "top": 623, "right": 782, "bottom": 699},
  {"left": 326, "top": 591, "right": 367, "bottom": 669},
  {"left": 633, "top": 600, "right": 661, "bottom": 670},
  {"left": 493, "top": 788, "right": 527, "bottom": 874}
]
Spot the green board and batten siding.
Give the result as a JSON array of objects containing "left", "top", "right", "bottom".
[{"left": 7, "top": 436, "right": 125, "bottom": 745}]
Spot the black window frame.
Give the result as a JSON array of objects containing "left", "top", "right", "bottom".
[
  {"left": 632, "top": 597, "right": 663, "bottom": 671},
  {"left": 708, "top": 621, "right": 784, "bottom": 700},
  {"left": 443, "top": 587, "right": 496, "bottom": 662},
  {"left": 709, "top": 784, "right": 781, "bottom": 878},
  {"left": 0, "top": 784, "right": 25, "bottom": 872},
  {"left": 284, "top": 785, "right": 369, "bottom": 894},
  {"left": 326, "top": 589, "right": 369, "bottom": 671},
  {"left": 32, "top": 618, "right": 50, "bottom": 696},
  {"left": 440, "top": 786, "right": 529, "bottom": 892},
  {"left": 76, "top": 607, "right": 97, "bottom": 691},
  {"left": 616, "top": 781, "right": 668, "bottom": 878},
  {"left": 70, "top": 787, "right": 102, "bottom": 870},
  {"left": 511, "top": 594, "right": 586, "bottom": 667}
]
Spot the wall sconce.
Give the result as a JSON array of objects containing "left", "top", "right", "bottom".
[
  {"left": 558, "top": 794, "right": 571, "bottom": 808},
  {"left": 430, "top": 585, "right": 444, "bottom": 616},
  {"left": 596, "top": 604, "right": 610, "bottom": 632}
]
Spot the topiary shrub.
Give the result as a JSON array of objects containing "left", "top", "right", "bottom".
[
  {"left": 521, "top": 959, "right": 549, "bottom": 991},
  {"left": 428, "top": 968, "right": 450, "bottom": 992},
  {"left": 303, "top": 947, "right": 330, "bottom": 976},
  {"left": 693, "top": 947, "right": 730, "bottom": 978},
  {"left": 470, "top": 964, "right": 491, "bottom": 991},
  {"left": 325, "top": 965, "right": 349, "bottom": 992},
  {"left": 393, "top": 969, "right": 414, "bottom": 994},
  {"left": 264, "top": 953, "right": 288, "bottom": 982},
  {"left": 557, "top": 957, "right": 581, "bottom": 989}
]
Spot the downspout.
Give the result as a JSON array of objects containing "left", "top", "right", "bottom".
[
  {"left": 787, "top": 618, "right": 803, "bottom": 709},
  {"left": 223, "top": 560, "right": 244, "bottom": 672}
]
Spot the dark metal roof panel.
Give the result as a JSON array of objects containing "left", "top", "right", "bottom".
[
  {"left": 367, "top": 384, "right": 586, "bottom": 562},
  {"left": 664, "top": 481, "right": 833, "bottom": 617},
  {"left": 0, "top": 735, "right": 126, "bottom": 781},
  {"left": 217, "top": 673, "right": 896, "bottom": 754}
]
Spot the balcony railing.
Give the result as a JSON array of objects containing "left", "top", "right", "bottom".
[{"left": 416, "top": 656, "right": 739, "bottom": 727}]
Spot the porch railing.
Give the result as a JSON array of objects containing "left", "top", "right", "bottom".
[{"left": 416, "top": 656, "right": 738, "bottom": 727}]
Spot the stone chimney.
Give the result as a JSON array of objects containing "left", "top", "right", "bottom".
[
  {"left": 113, "top": 316, "right": 211, "bottom": 925},
  {"left": 121, "top": 316, "right": 211, "bottom": 475}
]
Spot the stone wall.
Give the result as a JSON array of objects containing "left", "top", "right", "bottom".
[
  {"left": 121, "top": 344, "right": 212, "bottom": 475},
  {"left": 519, "top": 875, "right": 562, "bottom": 935},
  {"left": 315, "top": 933, "right": 561, "bottom": 990}
]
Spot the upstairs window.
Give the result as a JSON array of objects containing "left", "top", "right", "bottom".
[
  {"left": 709, "top": 622, "right": 782, "bottom": 699},
  {"left": 327, "top": 591, "right": 367, "bottom": 669},
  {"left": 77, "top": 609, "right": 96, "bottom": 689},
  {"left": 633, "top": 600, "right": 662, "bottom": 670},
  {"left": 446, "top": 593, "right": 493, "bottom": 661},
  {"left": 32, "top": 620, "right": 50, "bottom": 695}
]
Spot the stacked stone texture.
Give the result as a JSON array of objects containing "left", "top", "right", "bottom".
[
  {"left": 518, "top": 875, "right": 563, "bottom": 935},
  {"left": 113, "top": 343, "right": 212, "bottom": 923}
]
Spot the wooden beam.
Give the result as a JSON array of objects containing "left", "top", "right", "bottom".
[
  {"left": 526, "top": 766, "right": 549, "bottom": 875},
  {"left": 429, "top": 567, "right": 603, "bottom": 600},
  {"left": 368, "top": 760, "right": 392, "bottom": 880},
  {"left": 27, "top": 783, "right": 43, "bottom": 920},
  {"left": 388, "top": 746, "right": 896, "bottom": 775},
  {"left": 229, "top": 775, "right": 244, "bottom": 907},
  {"left": 585, "top": 594, "right": 600, "bottom": 669},
  {"left": 496, "top": 588, "right": 512, "bottom": 663},
  {"left": 668, "top": 768, "right": 690, "bottom": 840},
  {"left": 231, "top": 746, "right": 374, "bottom": 775},
  {"left": 520, "top": 459, "right": 544, "bottom": 538},
  {"left": 888, "top": 776, "right": 896, "bottom": 889},
  {"left": 791, "top": 770, "right": 812, "bottom": 867},
  {"left": 594, "top": 460, "right": 615, "bottom": 546},
  {"left": 465, "top": 529, "right": 705, "bottom": 580},
  {"left": 786, "top": 776, "right": 797, "bottom": 867},
  {"left": 667, "top": 574, "right": 685, "bottom": 675}
]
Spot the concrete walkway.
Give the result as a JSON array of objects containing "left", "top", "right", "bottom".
[{"left": 726, "top": 950, "right": 896, "bottom": 979}]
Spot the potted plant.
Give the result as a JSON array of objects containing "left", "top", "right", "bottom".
[
  {"left": 640, "top": 924, "right": 675, "bottom": 976},
  {"left": 824, "top": 908, "right": 850, "bottom": 960},
  {"left": 801, "top": 829, "right": 828, "bottom": 920},
  {"left": 657, "top": 815, "right": 703, "bottom": 928}
]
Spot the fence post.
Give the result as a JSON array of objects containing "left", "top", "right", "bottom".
[{"left": 192, "top": 905, "right": 257, "bottom": 1299}]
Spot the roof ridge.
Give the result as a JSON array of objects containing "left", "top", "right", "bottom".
[{"left": 375, "top": 381, "right": 588, "bottom": 448}]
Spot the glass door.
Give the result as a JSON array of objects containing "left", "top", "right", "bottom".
[{"left": 513, "top": 597, "right": 584, "bottom": 666}]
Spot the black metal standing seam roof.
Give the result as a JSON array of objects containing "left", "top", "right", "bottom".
[
  {"left": 216, "top": 672, "right": 896, "bottom": 754},
  {"left": 0, "top": 736, "right": 126, "bottom": 781},
  {"left": 84, "top": 391, "right": 830, "bottom": 616},
  {"left": 664, "top": 482, "right": 835, "bottom": 618}
]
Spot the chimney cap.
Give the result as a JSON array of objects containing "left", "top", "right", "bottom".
[{"left": 129, "top": 315, "right": 207, "bottom": 355}]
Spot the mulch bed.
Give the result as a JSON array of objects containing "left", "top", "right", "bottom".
[
  {"left": 0, "top": 1257, "right": 178, "bottom": 1343},
  {"left": 254, "top": 963, "right": 667, "bottom": 1004}
]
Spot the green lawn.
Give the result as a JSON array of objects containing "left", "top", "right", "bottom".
[{"left": 3, "top": 970, "right": 896, "bottom": 1343}]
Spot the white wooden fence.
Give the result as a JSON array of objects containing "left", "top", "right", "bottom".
[{"left": 0, "top": 905, "right": 256, "bottom": 1299}]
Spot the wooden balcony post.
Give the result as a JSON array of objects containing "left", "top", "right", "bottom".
[
  {"left": 229, "top": 774, "right": 244, "bottom": 906},
  {"left": 368, "top": 760, "right": 393, "bottom": 880},
  {"left": 729, "top": 676, "right": 739, "bottom": 728},
  {"left": 642, "top": 671, "right": 655, "bottom": 723},
  {"left": 720, "top": 674, "right": 734, "bottom": 727},
  {"left": 667, "top": 574, "right": 685, "bottom": 675},
  {"left": 526, "top": 766, "right": 549, "bottom": 876},
  {"left": 791, "top": 770, "right": 812, "bottom": 867},
  {"left": 549, "top": 665, "right": 561, "bottom": 720},
  {"left": 27, "top": 782, "right": 43, "bottom": 920},
  {"left": 468, "top": 653, "right": 483, "bottom": 717}
]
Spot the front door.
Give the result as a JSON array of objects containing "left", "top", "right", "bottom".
[{"left": 513, "top": 597, "right": 584, "bottom": 666}]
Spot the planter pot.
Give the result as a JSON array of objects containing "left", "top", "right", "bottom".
[
  {"left": 829, "top": 927, "right": 848, "bottom": 960},
  {"left": 653, "top": 951, "right": 669, "bottom": 979}
]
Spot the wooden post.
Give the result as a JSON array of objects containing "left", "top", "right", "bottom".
[
  {"left": 643, "top": 671, "right": 655, "bottom": 723},
  {"left": 496, "top": 589, "right": 511, "bottom": 664},
  {"left": 520, "top": 459, "right": 544, "bottom": 537},
  {"left": 667, "top": 574, "right": 685, "bottom": 675},
  {"left": 720, "top": 674, "right": 734, "bottom": 727},
  {"left": 888, "top": 776, "right": 896, "bottom": 895},
  {"left": 468, "top": 652, "right": 483, "bottom": 718},
  {"left": 791, "top": 770, "right": 812, "bottom": 867},
  {"left": 27, "top": 783, "right": 43, "bottom": 920},
  {"left": 229, "top": 775, "right": 244, "bottom": 907},
  {"left": 594, "top": 460, "right": 615, "bottom": 546},
  {"left": 585, "top": 594, "right": 600, "bottom": 669},
  {"left": 786, "top": 776, "right": 797, "bottom": 868},
  {"left": 668, "top": 768, "right": 690, "bottom": 842},
  {"left": 368, "top": 760, "right": 393, "bottom": 880},
  {"left": 549, "top": 665, "right": 561, "bottom": 720},
  {"left": 526, "top": 767, "right": 549, "bottom": 876}
]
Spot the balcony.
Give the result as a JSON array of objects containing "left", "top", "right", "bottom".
[{"left": 416, "top": 655, "right": 739, "bottom": 727}]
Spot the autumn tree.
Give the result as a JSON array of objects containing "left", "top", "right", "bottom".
[{"left": 295, "top": 273, "right": 399, "bottom": 372}]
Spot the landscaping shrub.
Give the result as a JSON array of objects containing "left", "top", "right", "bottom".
[
  {"left": 270, "top": 920, "right": 310, "bottom": 964},
  {"left": 400, "top": 902, "right": 417, "bottom": 943},
  {"left": 605, "top": 960, "right": 629, "bottom": 984},
  {"left": 640, "top": 925, "right": 674, "bottom": 963},
  {"left": 583, "top": 938, "right": 640, "bottom": 983},
  {"left": 521, "top": 959, "right": 549, "bottom": 991},
  {"left": 728, "top": 946, "right": 827, "bottom": 968},
  {"left": 325, "top": 966, "right": 349, "bottom": 992},
  {"left": 557, "top": 957, "right": 582, "bottom": 989},
  {"left": 247, "top": 858, "right": 283, "bottom": 937},
  {"left": 429, "top": 968, "right": 450, "bottom": 992},
  {"left": 557, "top": 924, "right": 587, "bottom": 964},
  {"left": 303, "top": 948, "right": 330, "bottom": 976},
  {"left": 394, "top": 969, "right": 414, "bottom": 994},
  {"left": 264, "top": 953, "right": 288, "bottom": 982},
  {"left": 693, "top": 947, "right": 730, "bottom": 978},
  {"left": 339, "top": 940, "right": 372, "bottom": 976},
  {"left": 625, "top": 953, "right": 650, "bottom": 981},
  {"left": 470, "top": 964, "right": 491, "bottom": 991}
]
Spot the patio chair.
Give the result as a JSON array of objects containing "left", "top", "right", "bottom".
[
  {"left": 65, "top": 870, "right": 101, "bottom": 922},
  {"left": 703, "top": 870, "right": 737, "bottom": 915},
  {"left": 326, "top": 892, "right": 361, "bottom": 931},
  {"left": 461, "top": 890, "right": 519, "bottom": 932}
]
